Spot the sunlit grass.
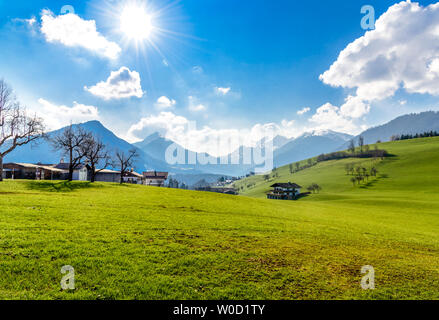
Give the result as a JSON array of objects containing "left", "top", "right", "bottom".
[{"left": 0, "top": 137, "right": 438, "bottom": 299}]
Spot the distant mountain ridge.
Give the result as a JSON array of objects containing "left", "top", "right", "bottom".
[
  {"left": 273, "top": 130, "right": 353, "bottom": 167},
  {"left": 341, "top": 111, "right": 439, "bottom": 148},
  {"left": 5, "top": 111, "right": 439, "bottom": 178},
  {"left": 6, "top": 121, "right": 172, "bottom": 173}
]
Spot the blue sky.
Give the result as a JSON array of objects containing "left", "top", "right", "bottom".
[{"left": 1, "top": 0, "right": 439, "bottom": 154}]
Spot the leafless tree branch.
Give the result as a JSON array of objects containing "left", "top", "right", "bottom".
[{"left": 0, "top": 79, "right": 45, "bottom": 181}]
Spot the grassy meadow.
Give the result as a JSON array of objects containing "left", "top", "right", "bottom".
[{"left": 0, "top": 138, "right": 438, "bottom": 299}]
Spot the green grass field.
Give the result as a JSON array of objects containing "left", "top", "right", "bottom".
[{"left": 0, "top": 138, "right": 438, "bottom": 300}]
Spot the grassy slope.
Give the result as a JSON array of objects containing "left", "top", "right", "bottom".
[{"left": 0, "top": 138, "right": 438, "bottom": 300}]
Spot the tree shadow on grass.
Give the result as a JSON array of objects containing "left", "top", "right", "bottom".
[
  {"left": 295, "top": 192, "right": 311, "bottom": 200},
  {"left": 26, "top": 181, "right": 102, "bottom": 193},
  {"left": 360, "top": 180, "right": 378, "bottom": 189},
  {"left": 359, "top": 174, "right": 389, "bottom": 189}
]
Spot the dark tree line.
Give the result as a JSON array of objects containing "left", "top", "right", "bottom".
[
  {"left": 318, "top": 137, "right": 388, "bottom": 163},
  {"left": 391, "top": 131, "right": 439, "bottom": 141}
]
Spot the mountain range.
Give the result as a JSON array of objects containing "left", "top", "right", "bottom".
[
  {"left": 344, "top": 111, "right": 439, "bottom": 147},
  {"left": 273, "top": 130, "right": 353, "bottom": 167},
  {"left": 5, "top": 111, "right": 439, "bottom": 182}
]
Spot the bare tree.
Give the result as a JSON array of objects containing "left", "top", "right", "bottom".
[
  {"left": 350, "top": 177, "right": 357, "bottom": 186},
  {"left": 358, "top": 136, "right": 365, "bottom": 153},
  {"left": 312, "top": 183, "right": 322, "bottom": 193},
  {"left": 345, "top": 163, "right": 354, "bottom": 175},
  {"left": 81, "top": 135, "right": 111, "bottom": 183},
  {"left": 348, "top": 139, "right": 356, "bottom": 154},
  {"left": 51, "top": 124, "right": 91, "bottom": 181},
  {"left": 0, "top": 80, "right": 45, "bottom": 181},
  {"left": 114, "top": 149, "right": 139, "bottom": 184},
  {"left": 364, "top": 144, "right": 370, "bottom": 153}
]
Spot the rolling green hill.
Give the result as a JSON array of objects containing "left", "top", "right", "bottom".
[
  {"left": 0, "top": 138, "right": 438, "bottom": 299},
  {"left": 234, "top": 137, "right": 439, "bottom": 200}
]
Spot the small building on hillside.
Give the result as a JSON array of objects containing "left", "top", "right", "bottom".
[
  {"left": 123, "top": 170, "right": 143, "bottom": 184},
  {"left": 94, "top": 169, "right": 120, "bottom": 183},
  {"left": 143, "top": 171, "right": 168, "bottom": 187},
  {"left": 73, "top": 166, "right": 121, "bottom": 183},
  {"left": 53, "top": 162, "right": 86, "bottom": 180},
  {"left": 3, "top": 163, "right": 68, "bottom": 180},
  {"left": 196, "top": 186, "right": 237, "bottom": 195},
  {"left": 267, "top": 182, "right": 302, "bottom": 200}
]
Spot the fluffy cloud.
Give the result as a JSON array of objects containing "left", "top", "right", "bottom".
[
  {"left": 40, "top": 10, "right": 121, "bottom": 60},
  {"left": 339, "top": 95, "right": 370, "bottom": 119},
  {"left": 310, "top": 1, "right": 439, "bottom": 133},
  {"left": 188, "top": 96, "right": 207, "bottom": 112},
  {"left": 320, "top": 1, "right": 439, "bottom": 101},
  {"left": 216, "top": 87, "right": 231, "bottom": 95},
  {"left": 308, "top": 103, "right": 359, "bottom": 134},
  {"left": 127, "top": 112, "right": 189, "bottom": 140},
  {"left": 37, "top": 98, "right": 99, "bottom": 130},
  {"left": 85, "top": 67, "right": 144, "bottom": 100},
  {"left": 155, "top": 96, "right": 176, "bottom": 109},
  {"left": 297, "top": 107, "right": 311, "bottom": 115}
]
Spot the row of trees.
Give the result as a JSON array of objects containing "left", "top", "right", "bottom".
[
  {"left": 289, "top": 159, "right": 316, "bottom": 175},
  {"left": 345, "top": 164, "right": 378, "bottom": 176},
  {"left": 52, "top": 124, "right": 139, "bottom": 183},
  {"left": 0, "top": 79, "right": 139, "bottom": 184},
  {"left": 346, "top": 164, "right": 378, "bottom": 186},
  {"left": 390, "top": 131, "right": 439, "bottom": 141},
  {"left": 317, "top": 138, "right": 388, "bottom": 163},
  {"left": 307, "top": 183, "right": 322, "bottom": 193}
]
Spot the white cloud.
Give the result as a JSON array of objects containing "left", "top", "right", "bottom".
[
  {"left": 40, "top": 10, "right": 121, "bottom": 60},
  {"left": 188, "top": 96, "right": 207, "bottom": 112},
  {"left": 339, "top": 95, "right": 370, "bottom": 119},
  {"left": 312, "top": 1, "right": 439, "bottom": 134},
  {"left": 399, "top": 100, "right": 407, "bottom": 105},
  {"left": 189, "top": 104, "right": 207, "bottom": 112},
  {"left": 127, "top": 112, "right": 189, "bottom": 141},
  {"left": 308, "top": 103, "right": 360, "bottom": 134},
  {"left": 320, "top": 1, "right": 439, "bottom": 102},
  {"left": 37, "top": 98, "right": 99, "bottom": 130},
  {"left": 297, "top": 107, "right": 311, "bottom": 115},
  {"left": 84, "top": 67, "right": 144, "bottom": 100},
  {"left": 216, "top": 87, "right": 231, "bottom": 95},
  {"left": 13, "top": 17, "right": 36, "bottom": 26},
  {"left": 155, "top": 96, "right": 176, "bottom": 109}
]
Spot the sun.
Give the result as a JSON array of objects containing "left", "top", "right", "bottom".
[{"left": 120, "top": 5, "right": 154, "bottom": 41}]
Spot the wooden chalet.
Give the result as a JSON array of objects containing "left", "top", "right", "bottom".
[
  {"left": 143, "top": 171, "right": 169, "bottom": 187},
  {"left": 267, "top": 182, "right": 302, "bottom": 200}
]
